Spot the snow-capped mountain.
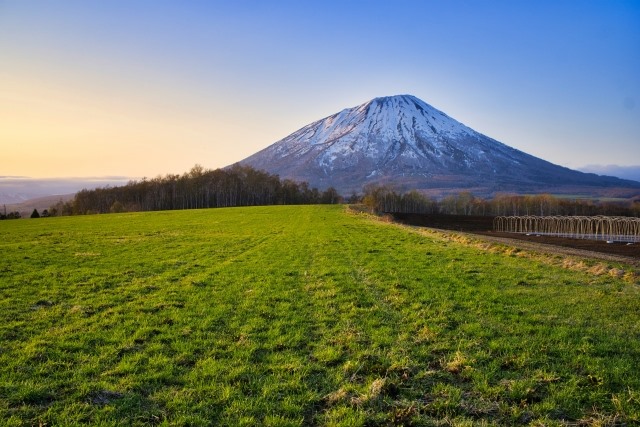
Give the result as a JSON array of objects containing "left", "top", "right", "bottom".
[{"left": 239, "top": 95, "right": 640, "bottom": 196}]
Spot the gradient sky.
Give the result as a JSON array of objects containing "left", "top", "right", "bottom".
[{"left": 1, "top": 0, "right": 639, "bottom": 180}]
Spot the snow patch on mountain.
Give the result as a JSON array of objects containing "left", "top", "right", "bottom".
[{"left": 264, "top": 95, "right": 491, "bottom": 171}]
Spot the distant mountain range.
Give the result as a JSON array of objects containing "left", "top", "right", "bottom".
[
  {"left": 1, "top": 194, "right": 75, "bottom": 218},
  {"left": 0, "top": 177, "right": 131, "bottom": 205},
  {"left": 239, "top": 95, "right": 640, "bottom": 197},
  {"left": 578, "top": 165, "right": 640, "bottom": 183}
]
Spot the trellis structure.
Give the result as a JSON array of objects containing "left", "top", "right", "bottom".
[{"left": 493, "top": 215, "right": 640, "bottom": 243}]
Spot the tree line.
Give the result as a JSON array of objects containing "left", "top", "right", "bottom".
[
  {"left": 48, "top": 165, "right": 341, "bottom": 215},
  {"left": 362, "top": 185, "right": 640, "bottom": 217},
  {"left": 13, "top": 168, "right": 637, "bottom": 218},
  {"left": 0, "top": 208, "right": 21, "bottom": 220}
]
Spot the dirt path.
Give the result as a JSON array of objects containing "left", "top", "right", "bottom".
[
  {"left": 461, "top": 232, "right": 640, "bottom": 267},
  {"left": 391, "top": 213, "right": 639, "bottom": 267}
]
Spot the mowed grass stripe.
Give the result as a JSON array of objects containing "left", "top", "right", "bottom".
[{"left": 0, "top": 205, "right": 638, "bottom": 426}]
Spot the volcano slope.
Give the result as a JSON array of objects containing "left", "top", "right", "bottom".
[
  {"left": 240, "top": 95, "right": 640, "bottom": 197},
  {"left": 1, "top": 206, "right": 638, "bottom": 425}
]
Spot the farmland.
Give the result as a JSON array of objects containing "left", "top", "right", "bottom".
[{"left": 1, "top": 205, "right": 639, "bottom": 426}]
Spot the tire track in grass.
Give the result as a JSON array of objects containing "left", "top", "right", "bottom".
[
  {"left": 175, "top": 206, "right": 331, "bottom": 424},
  {"left": 303, "top": 214, "right": 432, "bottom": 424}
]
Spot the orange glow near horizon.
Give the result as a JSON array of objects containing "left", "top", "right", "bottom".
[{"left": 0, "top": 74, "right": 284, "bottom": 178}]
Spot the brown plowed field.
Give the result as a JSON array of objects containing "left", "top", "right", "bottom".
[{"left": 391, "top": 213, "right": 640, "bottom": 266}]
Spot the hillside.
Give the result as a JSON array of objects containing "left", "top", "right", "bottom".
[
  {"left": 2, "top": 194, "right": 74, "bottom": 218},
  {"left": 0, "top": 177, "right": 132, "bottom": 206}
]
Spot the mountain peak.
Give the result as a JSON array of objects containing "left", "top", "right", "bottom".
[
  {"left": 366, "top": 94, "right": 438, "bottom": 112},
  {"left": 370, "top": 94, "right": 420, "bottom": 101},
  {"left": 238, "top": 96, "right": 640, "bottom": 196},
  {"left": 369, "top": 94, "right": 418, "bottom": 103}
]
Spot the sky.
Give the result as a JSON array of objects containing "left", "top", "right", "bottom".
[{"left": 1, "top": 0, "right": 639, "bottom": 181}]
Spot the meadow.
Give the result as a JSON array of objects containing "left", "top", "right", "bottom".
[{"left": 0, "top": 205, "right": 638, "bottom": 426}]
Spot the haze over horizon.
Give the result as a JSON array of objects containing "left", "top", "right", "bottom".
[{"left": 1, "top": 1, "right": 639, "bottom": 181}]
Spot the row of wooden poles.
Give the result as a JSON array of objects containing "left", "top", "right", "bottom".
[{"left": 493, "top": 215, "right": 640, "bottom": 242}]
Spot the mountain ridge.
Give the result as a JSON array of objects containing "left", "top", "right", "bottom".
[{"left": 239, "top": 95, "right": 640, "bottom": 196}]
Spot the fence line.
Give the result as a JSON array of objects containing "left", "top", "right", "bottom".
[{"left": 493, "top": 215, "right": 640, "bottom": 242}]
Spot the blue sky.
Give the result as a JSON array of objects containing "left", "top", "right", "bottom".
[{"left": 1, "top": 0, "right": 638, "bottom": 179}]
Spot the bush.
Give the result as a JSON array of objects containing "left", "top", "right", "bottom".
[{"left": 110, "top": 201, "right": 125, "bottom": 213}]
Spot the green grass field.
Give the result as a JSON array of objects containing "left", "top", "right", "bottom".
[{"left": 1, "top": 205, "right": 639, "bottom": 426}]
